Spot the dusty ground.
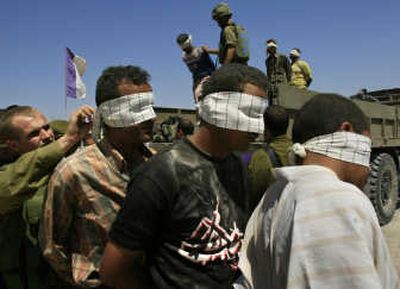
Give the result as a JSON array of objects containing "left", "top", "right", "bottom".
[{"left": 382, "top": 209, "right": 400, "bottom": 274}]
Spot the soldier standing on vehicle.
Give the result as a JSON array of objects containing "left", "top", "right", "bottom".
[
  {"left": 176, "top": 33, "right": 215, "bottom": 102},
  {"left": 289, "top": 48, "right": 313, "bottom": 89},
  {"left": 265, "top": 39, "right": 291, "bottom": 105},
  {"left": 206, "top": 2, "right": 249, "bottom": 66}
]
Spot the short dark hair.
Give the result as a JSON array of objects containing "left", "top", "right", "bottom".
[
  {"left": 95, "top": 65, "right": 151, "bottom": 106},
  {"left": 266, "top": 38, "right": 277, "bottom": 45},
  {"left": 292, "top": 93, "right": 369, "bottom": 143},
  {"left": 0, "top": 106, "right": 39, "bottom": 140},
  {"left": 201, "top": 63, "right": 268, "bottom": 99},
  {"left": 264, "top": 105, "right": 289, "bottom": 137},
  {"left": 177, "top": 117, "right": 194, "bottom": 136},
  {"left": 176, "top": 33, "right": 189, "bottom": 45}
]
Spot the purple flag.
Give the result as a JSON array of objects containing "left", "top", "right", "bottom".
[{"left": 65, "top": 47, "right": 87, "bottom": 99}]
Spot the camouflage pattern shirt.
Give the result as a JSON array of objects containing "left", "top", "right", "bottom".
[{"left": 40, "top": 139, "right": 132, "bottom": 288}]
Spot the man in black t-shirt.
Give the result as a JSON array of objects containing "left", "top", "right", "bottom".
[{"left": 100, "top": 64, "right": 268, "bottom": 289}]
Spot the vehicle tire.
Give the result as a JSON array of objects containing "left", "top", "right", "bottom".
[{"left": 367, "top": 153, "right": 398, "bottom": 225}]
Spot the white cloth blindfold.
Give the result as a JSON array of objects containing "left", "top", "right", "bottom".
[
  {"left": 291, "top": 131, "right": 371, "bottom": 167},
  {"left": 290, "top": 49, "right": 301, "bottom": 57},
  {"left": 179, "top": 35, "right": 192, "bottom": 49},
  {"left": 92, "top": 92, "right": 156, "bottom": 141},
  {"left": 198, "top": 92, "right": 267, "bottom": 134}
]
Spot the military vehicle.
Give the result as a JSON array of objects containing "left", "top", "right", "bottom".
[{"left": 152, "top": 86, "right": 400, "bottom": 225}]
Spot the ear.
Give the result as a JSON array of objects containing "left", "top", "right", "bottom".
[
  {"left": 338, "top": 121, "right": 355, "bottom": 132},
  {"left": 5, "top": 139, "right": 19, "bottom": 153}
]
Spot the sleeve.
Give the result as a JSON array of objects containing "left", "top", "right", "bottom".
[
  {"left": 0, "top": 141, "right": 64, "bottom": 215},
  {"left": 284, "top": 56, "right": 292, "bottom": 82},
  {"left": 224, "top": 25, "right": 238, "bottom": 46},
  {"left": 109, "top": 165, "right": 173, "bottom": 252},
  {"left": 299, "top": 61, "right": 312, "bottom": 81},
  {"left": 39, "top": 163, "right": 76, "bottom": 284},
  {"left": 248, "top": 150, "right": 273, "bottom": 211}
]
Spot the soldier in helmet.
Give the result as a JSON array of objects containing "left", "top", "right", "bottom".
[{"left": 206, "top": 3, "right": 249, "bottom": 66}]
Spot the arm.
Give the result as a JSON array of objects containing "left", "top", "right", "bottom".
[
  {"left": 202, "top": 45, "right": 219, "bottom": 55},
  {"left": 301, "top": 61, "right": 313, "bottom": 87},
  {"left": 223, "top": 26, "right": 238, "bottom": 65},
  {"left": 284, "top": 57, "right": 292, "bottom": 82},
  {"left": 100, "top": 167, "right": 172, "bottom": 289},
  {"left": 223, "top": 45, "right": 236, "bottom": 65},
  {"left": 100, "top": 242, "right": 153, "bottom": 289},
  {"left": 39, "top": 167, "right": 75, "bottom": 283}
]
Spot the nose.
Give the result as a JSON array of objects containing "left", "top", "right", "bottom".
[{"left": 40, "top": 127, "right": 54, "bottom": 143}]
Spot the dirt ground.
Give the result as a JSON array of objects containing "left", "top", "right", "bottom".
[{"left": 382, "top": 209, "right": 400, "bottom": 274}]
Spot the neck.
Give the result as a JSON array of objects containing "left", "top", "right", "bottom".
[
  {"left": 302, "top": 152, "right": 346, "bottom": 180},
  {"left": 106, "top": 136, "right": 146, "bottom": 170},
  {"left": 188, "top": 125, "right": 230, "bottom": 158}
]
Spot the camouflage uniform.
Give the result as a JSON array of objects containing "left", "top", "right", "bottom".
[{"left": 266, "top": 53, "right": 292, "bottom": 102}]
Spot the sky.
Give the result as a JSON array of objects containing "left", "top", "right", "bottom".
[{"left": 1, "top": 0, "right": 399, "bottom": 120}]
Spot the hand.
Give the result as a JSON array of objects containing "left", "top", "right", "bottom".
[
  {"left": 58, "top": 105, "right": 96, "bottom": 153},
  {"left": 65, "top": 105, "right": 96, "bottom": 140}
]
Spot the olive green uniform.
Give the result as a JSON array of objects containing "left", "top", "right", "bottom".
[
  {"left": 248, "top": 135, "right": 292, "bottom": 212},
  {"left": 218, "top": 21, "right": 249, "bottom": 65},
  {"left": 0, "top": 141, "right": 66, "bottom": 289}
]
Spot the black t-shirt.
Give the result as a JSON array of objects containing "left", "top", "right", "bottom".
[{"left": 109, "top": 139, "right": 248, "bottom": 289}]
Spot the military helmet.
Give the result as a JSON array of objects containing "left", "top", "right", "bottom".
[{"left": 212, "top": 3, "right": 232, "bottom": 20}]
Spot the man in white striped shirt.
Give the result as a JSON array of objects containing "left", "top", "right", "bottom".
[{"left": 238, "top": 93, "right": 399, "bottom": 289}]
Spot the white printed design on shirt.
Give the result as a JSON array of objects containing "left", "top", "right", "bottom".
[{"left": 169, "top": 197, "right": 243, "bottom": 269}]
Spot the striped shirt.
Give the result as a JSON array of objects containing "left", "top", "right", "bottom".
[
  {"left": 39, "top": 140, "right": 132, "bottom": 288},
  {"left": 238, "top": 165, "right": 399, "bottom": 289}
]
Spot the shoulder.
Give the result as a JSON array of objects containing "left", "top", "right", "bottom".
[
  {"left": 249, "top": 148, "right": 272, "bottom": 169},
  {"left": 52, "top": 144, "right": 101, "bottom": 180},
  {"left": 250, "top": 148, "right": 269, "bottom": 161},
  {"left": 133, "top": 141, "right": 197, "bottom": 181}
]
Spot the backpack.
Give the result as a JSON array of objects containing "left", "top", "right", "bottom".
[{"left": 233, "top": 24, "right": 250, "bottom": 62}]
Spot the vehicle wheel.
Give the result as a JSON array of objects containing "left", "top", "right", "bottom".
[{"left": 367, "top": 153, "right": 398, "bottom": 225}]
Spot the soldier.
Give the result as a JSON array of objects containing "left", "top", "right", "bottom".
[
  {"left": 207, "top": 2, "right": 249, "bottom": 66},
  {"left": 0, "top": 105, "right": 94, "bottom": 289},
  {"left": 289, "top": 48, "right": 313, "bottom": 89},
  {"left": 265, "top": 39, "right": 291, "bottom": 105},
  {"left": 247, "top": 105, "right": 292, "bottom": 212}
]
